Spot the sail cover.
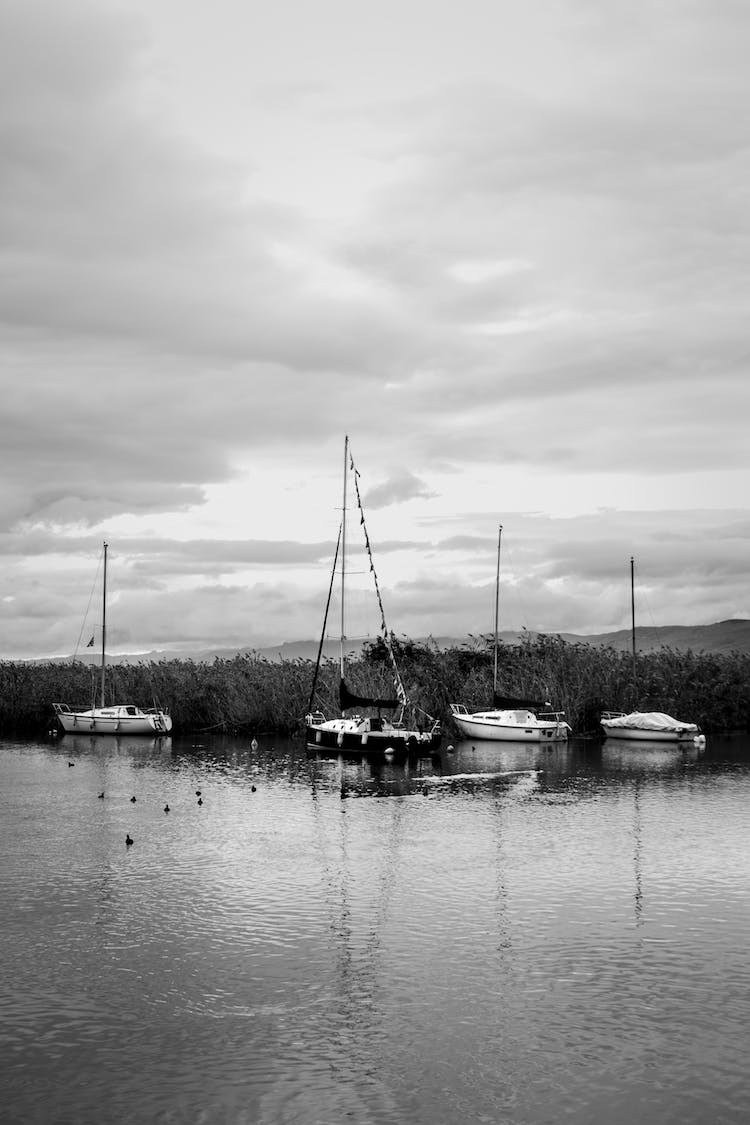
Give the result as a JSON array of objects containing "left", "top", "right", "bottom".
[
  {"left": 340, "top": 679, "right": 398, "bottom": 712},
  {"left": 604, "top": 711, "right": 699, "bottom": 733}
]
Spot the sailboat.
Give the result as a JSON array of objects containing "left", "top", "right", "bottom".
[
  {"left": 449, "top": 525, "right": 571, "bottom": 743},
  {"left": 52, "top": 542, "right": 173, "bottom": 735},
  {"left": 305, "top": 437, "right": 441, "bottom": 754},
  {"left": 600, "top": 558, "right": 704, "bottom": 744}
]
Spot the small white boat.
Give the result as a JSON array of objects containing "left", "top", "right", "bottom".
[
  {"left": 449, "top": 526, "right": 570, "bottom": 744},
  {"left": 53, "top": 542, "right": 172, "bottom": 737},
  {"left": 450, "top": 703, "right": 571, "bottom": 743},
  {"left": 600, "top": 710, "right": 703, "bottom": 744},
  {"left": 53, "top": 702, "right": 172, "bottom": 735}
]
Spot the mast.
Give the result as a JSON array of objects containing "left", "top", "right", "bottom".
[
  {"left": 340, "top": 436, "right": 348, "bottom": 682},
  {"left": 493, "top": 525, "right": 503, "bottom": 696},
  {"left": 630, "top": 555, "right": 636, "bottom": 688},
  {"left": 101, "top": 541, "right": 108, "bottom": 708}
]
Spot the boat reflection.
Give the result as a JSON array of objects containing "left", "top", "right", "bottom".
[
  {"left": 307, "top": 742, "right": 539, "bottom": 798},
  {"left": 600, "top": 739, "right": 703, "bottom": 774},
  {"left": 56, "top": 733, "right": 173, "bottom": 758}
]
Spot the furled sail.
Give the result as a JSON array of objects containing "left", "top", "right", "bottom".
[{"left": 340, "top": 679, "right": 399, "bottom": 712}]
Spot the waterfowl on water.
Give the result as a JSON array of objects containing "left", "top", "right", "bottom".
[
  {"left": 130, "top": 796, "right": 137, "bottom": 803},
  {"left": 98, "top": 792, "right": 104, "bottom": 799},
  {"left": 68, "top": 762, "right": 75, "bottom": 767},
  {"left": 197, "top": 797, "right": 203, "bottom": 806},
  {"left": 251, "top": 785, "right": 257, "bottom": 793},
  {"left": 164, "top": 804, "right": 170, "bottom": 813},
  {"left": 195, "top": 790, "right": 201, "bottom": 797},
  {"left": 125, "top": 834, "right": 133, "bottom": 846}
]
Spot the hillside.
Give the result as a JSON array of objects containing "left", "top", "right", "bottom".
[{"left": 30, "top": 618, "right": 750, "bottom": 665}]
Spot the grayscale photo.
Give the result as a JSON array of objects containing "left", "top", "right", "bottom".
[{"left": 1, "top": 1, "right": 748, "bottom": 1122}]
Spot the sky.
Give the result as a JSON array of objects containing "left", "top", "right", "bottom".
[{"left": 1, "top": 0, "right": 749, "bottom": 659}]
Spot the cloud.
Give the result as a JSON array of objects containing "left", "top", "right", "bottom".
[
  {"left": 0, "top": 0, "right": 748, "bottom": 657},
  {"left": 363, "top": 471, "right": 437, "bottom": 510}
]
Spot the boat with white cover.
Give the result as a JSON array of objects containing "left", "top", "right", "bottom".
[
  {"left": 600, "top": 710, "right": 703, "bottom": 743},
  {"left": 600, "top": 558, "right": 702, "bottom": 746}
]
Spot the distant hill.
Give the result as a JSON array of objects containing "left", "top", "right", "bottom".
[
  {"left": 554, "top": 618, "right": 750, "bottom": 655},
  {"left": 31, "top": 619, "right": 750, "bottom": 664}
]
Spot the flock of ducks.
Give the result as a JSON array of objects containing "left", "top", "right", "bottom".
[{"left": 65, "top": 759, "right": 258, "bottom": 846}]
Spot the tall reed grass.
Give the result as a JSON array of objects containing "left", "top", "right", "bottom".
[{"left": 1, "top": 634, "right": 748, "bottom": 737}]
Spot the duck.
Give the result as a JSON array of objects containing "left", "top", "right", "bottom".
[
  {"left": 164, "top": 804, "right": 170, "bottom": 813},
  {"left": 97, "top": 792, "right": 105, "bottom": 799},
  {"left": 130, "top": 796, "right": 137, "bottom": 803},
  {"left": 125, "top": 834, "right": 133, "bottom": 846},
  {"left": 197, "top": 797, "right": 203, "bottom": 806}
]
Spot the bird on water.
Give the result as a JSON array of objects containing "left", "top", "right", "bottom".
[
  {"left": 126, "top": 834, "right": 133, "bottom": 846},
  {"left": 164, "top": 804, "right": 170, "bottom": 813}
]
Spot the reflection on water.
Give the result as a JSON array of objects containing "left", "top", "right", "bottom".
[
  {"left": 60, "top": 732, "right": 173, "bottom": 757},
  {"left": 2, "top": 731, "right": 750, "bottom": 1124}
]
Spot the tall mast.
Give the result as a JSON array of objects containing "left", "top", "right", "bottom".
[
  {"left": 493, "top": 525, "right": 503, "bottom": 696},
  {"left": 340, "top": 436, "right": 348, "bottom": 681},
  {"left": 101, "top": 541, "right": 108, "bottom": 708},
  {"left": 630, "top": 555, "right": 636, "bottom": 688}
]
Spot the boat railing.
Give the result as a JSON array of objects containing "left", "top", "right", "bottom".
[
  {"left": 601, "top": 710, "right": 626, "bottom": 720},
  {"left": 538, "top": 710, "right": 566, "bottom": 721},
  {"left": 449, "top": 703, "right": 468, "bottom": 716},
  {"left": 306, "top": 711, "right": 327, "bottom": 725}
]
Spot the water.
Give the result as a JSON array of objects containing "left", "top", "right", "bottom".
[{"left": 2, "top": 732, "right": 750, "bottom": 1124}]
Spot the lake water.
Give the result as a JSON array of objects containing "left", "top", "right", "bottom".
[{"left": 2, "top": 731, "right": 750, "bottom": 1124}]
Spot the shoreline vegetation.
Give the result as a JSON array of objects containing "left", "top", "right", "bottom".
[{"left": 1, "top": 635, "right": 748, "bottom": 739}]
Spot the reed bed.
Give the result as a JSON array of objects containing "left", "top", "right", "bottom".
[{"left": 1, "top": 635, "right": 748, "bottom": 737}]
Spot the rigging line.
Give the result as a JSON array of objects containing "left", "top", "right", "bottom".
[
  {"left": 307, "top": 523, "right": 342, "bottom": 713},
  {"left": 72, "top": 547, "right": 104, "bottom": 661}
]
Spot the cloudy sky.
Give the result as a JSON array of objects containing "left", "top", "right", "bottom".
[{"left": 1, "top": 0, "right": 748, "bottom": 659}]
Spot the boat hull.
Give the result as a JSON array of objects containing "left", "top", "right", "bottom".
[
  {"left": 601, "top": 723, "right": 698, "bottom": 743},
  {"left": 53, "top": 704, "right": 172, "bottom": 735},
  {"left": 306, "top": 721, "right": 441, "bottom": 754},
  {"left": 450, "top": 704, "right": 570, "bottom": 743}
]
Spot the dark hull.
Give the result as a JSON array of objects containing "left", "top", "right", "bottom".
[{"left": 306, "top": 724, "right": 442, "bottom": 754}]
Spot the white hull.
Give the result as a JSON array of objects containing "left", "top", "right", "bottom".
[
  {"left": 451, "top": 705, "right": 570, "bottom": 743},
  {"left": 54, "top": 704, "right": 172, "bottom": 735},
  {"left": 601, "top": 723, "right": 699, "bottom": 744}
]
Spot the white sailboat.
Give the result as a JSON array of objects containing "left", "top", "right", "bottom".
[
  {"left": 600, "top": 558, "right": 704, "bottom": 744},
  {"left": 305, "top": 437, "right": 441, "bottom": 754},
  {"left": 450, "top": 526, "right": 571, "bottom": 743},
  {"left": 53, "top": 542, "right": 172, "bottom": 736}
]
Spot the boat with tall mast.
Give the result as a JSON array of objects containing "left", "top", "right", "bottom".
[
  {"left": 450, "top": 525, "right": 571, "bottom": 742},
  {"left": 305, "top": 437, "right": 441, "bottom": 754},
  {"left": 53, "top": 542, "right": 172, "bottom": 735},
  {"left": 600, "top": 558, "right": 703, "bottom": 744}
]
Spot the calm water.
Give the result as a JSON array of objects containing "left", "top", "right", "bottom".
[{"left": 2, "top": 731, "right": 750, "bottom": 1124}]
